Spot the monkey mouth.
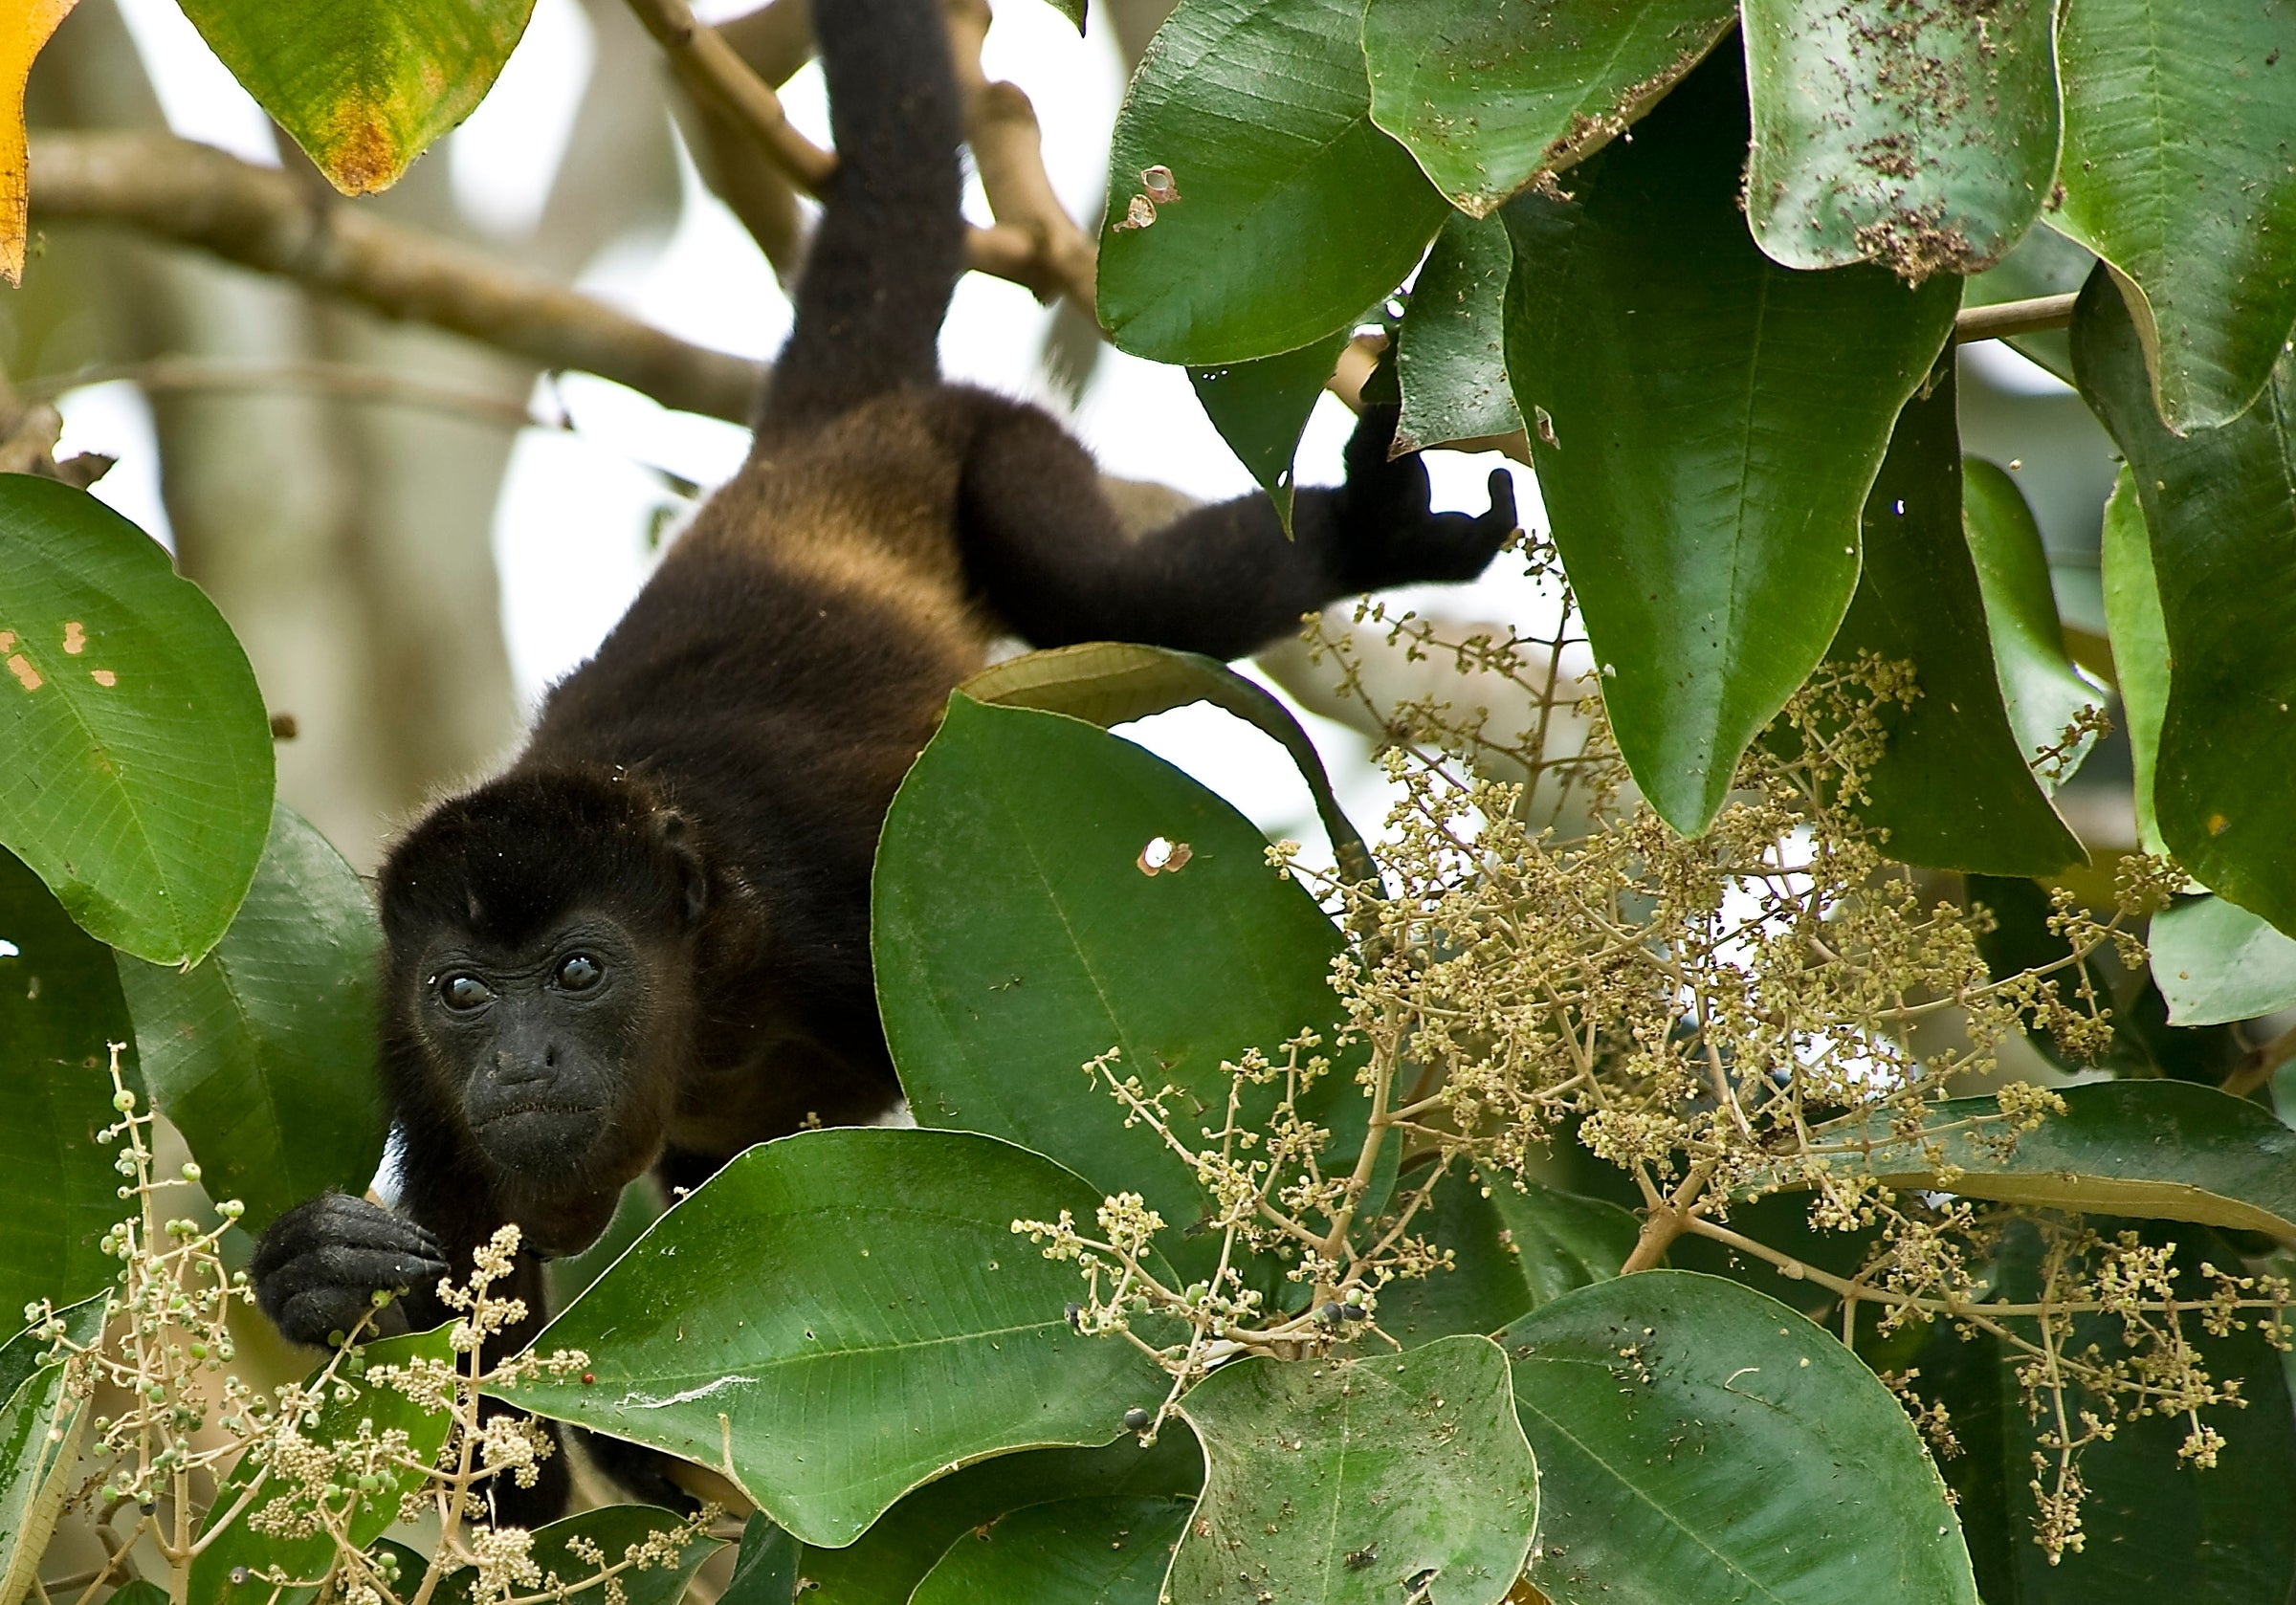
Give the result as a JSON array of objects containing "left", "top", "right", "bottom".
[{"left": 474, "top": 1102, "right": 608, "bottom": 1176}]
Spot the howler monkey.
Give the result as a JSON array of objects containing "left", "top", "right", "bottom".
[{"left": 252, "top": 0, "right": 1514, "bottom": 1517}]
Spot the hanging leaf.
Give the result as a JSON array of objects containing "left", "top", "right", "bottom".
[
  {"left": 1810, "top": 365, "right": 2084, "bottom": 875},
  {"left": 2098, "top": 463, "right": 2169, "bottom": 854},
  {"left": 1168, "top": 1335, "right": 1538, "bottom": 1605},
  {"left": 0, "top": 475, "right": 272, "bottom": 966},
  {"left": 0, "top": 1295, "right": 104, "bottom": 1605},
  {"left": 1374, "top": 1168, "right": 1638, "bottom": 1348},
  {"left": 176, "top": 0, "right": 536, "bottom": 195},
  {"left": 1742, "top": 0, "right": 2060, "bottom": 278},
  {"left": 0, "top": 849, "right": 143, "bottom": 1331},
  {"left": 1962, "top": 458, "right": 2107, "bottom": 789},
  {"left": 1501, "top": 43, "right": 1959, "bottom": 836},
  {"left": 720, "top": 1514, "right": 799, "bottom": 1605},
  {"left": 1361, "top": 0, "right": 1733, "bottom": 216},
  {"left": 2052, "top": 0, "right": 2296, "bottom": 429},
  {"left": 1503, "top": 1271, "right": 1976, "bottom": 1605},
  {"left": 1395, "top": 212, "right": 1522, "bottom": 455},
  {"left": 1188, "top": 330, "right": 1354, "bottom": 533},
  {"left": 114, "top": 803, "right": 385, "bottom": 1232},
  {"left": 1097, "top": 0, "right": 1448, "bottom": 364},
  {"left": 909, "top": 1495, "right": 1190, "bottom": 1605},
  {"left": 0, "top": 0, "right": 74, "bottom": 285},
  {"left": 2149, "top": 894, "right": 2296, "bottom": 1029},
  {"left": 503, "top": 1129, "right": 1169, "bottom": 1549},
  {"left": 2072, "top": 270, "right": 2296, "bottom": 933}
]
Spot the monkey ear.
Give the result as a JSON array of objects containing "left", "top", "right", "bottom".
[{"left": 654, "top": 810, "right": 709, "bottom": 929}]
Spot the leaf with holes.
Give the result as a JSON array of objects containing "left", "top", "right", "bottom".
[
  {"left": 1362, "top": 0, "right": 1733, "bottom": 216},
  {"left": 1501, "top": 44, "right": 1958, "bottom": 835},
  {"left": 1743, "top": 0, "right": 2060, "bottom": 277},
  {"left": 176, "top": 0, "right": 535, "bottom": 194},
  {"left": 0, "top": 475, "right": 271, "bottom": 965},
  {"left": 1097, "top": 0, "right": 1448, "bottom": 364},
  {"left": 503, "top": 1128, "right": 1169, "bottom": 1548},
  {"left": 1167, "top": 1334, "right": 1537, "bottom": 1605},
  {"left": 115, "top": 803, "right": 385, "bottom": 1232},
  {"left": 1503, "top": 1271, "right": 1976, "bottom": 1605}
]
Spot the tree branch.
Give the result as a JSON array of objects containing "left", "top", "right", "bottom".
[
  {"left": 28, "top": 131, "right": 765, "bottom": 424},
  {"left": 623, "top": 0, "right": 838, "bottom": 193},
  {"left": 1954, "top": 293, "right": 2077, "bottom": 344}
]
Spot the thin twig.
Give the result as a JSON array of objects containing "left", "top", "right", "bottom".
[
  {"left": 623, "top": 0, "right": 838, "bottom": 192},
  {"left": 2225, "top": 1019, "right": 2296, "bottom": 1100},
  {"left": 1954, "top": 293, "right": 2077, "bottom": 344}
]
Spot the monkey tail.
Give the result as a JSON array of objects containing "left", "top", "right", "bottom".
[{"left": 753, "top": 0, "right": 966, "bottom": 438}]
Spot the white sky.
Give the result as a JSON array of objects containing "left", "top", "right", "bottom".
[{"left": 59, "top": 0, "right": 1550, "bottom": 859}]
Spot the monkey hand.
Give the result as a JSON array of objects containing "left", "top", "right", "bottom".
[
  {"left": 251, "top": 1194, "right": 451, "bottom": 1348},
  {"left": 1325, "top": 405, "right": 1519, "bottom": 593}
]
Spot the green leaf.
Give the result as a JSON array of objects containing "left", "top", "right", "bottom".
[
  {"left": 1361, "top": 0, "right": 1733, "bottom": 217},
  {"left": 1097, "top": 0, "right": 1449, "bottom": 364},
  {"left": 1376, "top": 1168, "right": 1637, "bottom": 1348},
  {"left": 114, "top": 803, "right": 385, "bottom": 1233},
  {"left": 1499, "top": 44, "right": 1960, "bottom": 835},
  {"left": 2149, "top": 894, "right": 2296, "bottom": 1028},
  {"left": 2098, "top": 462, "right": 2169, "bottom": 855},
  {"left": 0, "top": 475, "right": 271, "bottom": 965},
  {"left": 1169, "top": 1334, "right": 1537, "bottom": 1605},
  {"left": 1743, "top": 0, "right": 2060, "bottom": 277},
  {"left": 504, "top": 1128, "right": 1168, "bottom": 1549},
  {"left": 1813, "top": 365, "right": 2085, "bottom": 874},
  {"left": 1395, "top": 211, "right": 1522, "bottom": 454},
  {"left": 1908, "top": 1222, "right": 2296, "bottom": 1603},
  {"left": 958, "top": 643, "right": 1376, "bottom": 886},
  {"left": 177, "top": 0, "right": 535, "bottom": 195},
  {"left": 432, "top": 1506, "right": 718, "bottom": 1605},
  {"left": 2051, "top": 0, "right": 2296, "bottom": 429},
  {"left": 799, "top": 1430, "right": 1203, "bottom": 1605},
  {"left": 2072, "top": 270, "right": 2296, "bottom": 931},
  {"left": 1187, "top": 330, "right": 1353, "bottom": 533},
  {"left": 545, "top": 1178, "right": 666, "bottom": 1311},
  {"left": 1784, "top": 1079, "right": 2296, "bottom": 1240},
  {"left": 188, "top": 1323, "right": 457, "bottom": 1605},
  {"left": 0, "top": 848, "right": 143, "bottom": 1329},
  {"left": 0, "top": 1296, "right": 104, "bottom": 1605},
  {"left": 1962, "top": 458, "right": 2106, "bottom": 789},
  {"left": 1501, "top": 1271, "right": 1976, "bottom": 1605},
  {"left": 910, "top": 1495, "right": 1190, "bottom": 1605},
  {"left": 722, "top": 1513, "right": 798, "bottom": 1605},
  {"left": 873, "top": 697, "right": 1366, "bottom": 1285}
]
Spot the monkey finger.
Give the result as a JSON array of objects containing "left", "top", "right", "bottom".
[
  {"left": 1483, "top": 468, "right": 1520, "bottom": 533},
  {"left": 273, "top": 1286, "right": 386, "bottom": 1349}
]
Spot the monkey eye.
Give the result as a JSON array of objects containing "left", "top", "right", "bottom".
[
  {"left": 556, "top": 954, "right": 604, "bottom": 992},
  {"left": 440, "top": 973, "right": 495, "bottom": 1012}
]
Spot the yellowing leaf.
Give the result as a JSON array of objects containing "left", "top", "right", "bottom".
[{"left": 0, "top": 0, "right": 75, "bottom": 286}]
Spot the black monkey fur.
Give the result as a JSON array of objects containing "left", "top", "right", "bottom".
[{"left": 252, "top": 0, "right": 1515, "bottom": 1520}]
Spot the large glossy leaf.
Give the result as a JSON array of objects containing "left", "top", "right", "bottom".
[
  {"left": 2149, "top": 894, "right": 2296, "bottom": 1029},
  {"left": 0, "top": 1295, "right": 103, "bottom": 1605},
  {"left": 1362, "top": 0, "right": 1733, "bottom": 217},
  {"left": 1500, "top": 45, "right": 1960, "bottom": 835},
  {"left": 433, "top": 1506, "right": 719, "bottom": 1605},
  {"left": 1503, "top": 1271, "right": 1976, "bottom": 1605},
  {"left": 186, "top": 1324, "right": 456, "bottom": 1605},
  {"left": 1786, "top": 1079, "right": 2296, "bottom": 1239},
  {"left": 505, "top": 1129, "right": 1167, "bottom": 1549},
  {"left": 874, "top": 697, "right": 1366, "bottom": 1283},
  {"left": 0, "top": 0, "right": 73, "bottom": 285},
  {"left": 1743, "top": 0, "right": 2060, "bottom": 277},
  {"left": 177, "top": 0, "right": 534, "bottom": 195},
  {"left": 2051, "top": 0, "right": 2296, "bottom": 429},
  {"left": 0, "top": 475, "right": 271, "bottom": 965},
  {"left": 910, "top": 1495, "right": 1189, "bottom": 1605},
  {"left": 800, "top": 1429, "right": 1203, "bottom": 1605},
  {"left": 721, "top": 1514, "right": 798, "bottom": 1605},
  {"left": 115, "top": 803, "right": 384, "bottom": 1233},
  {"left": 1909, "top": 1222, "right": 2296, "bottom": 1603},
  {"left": 1169, "top": 1334, "right": 1537, "bottom": 1605},
  {"left": 1097, "top": 0, "right": 1448, "bottom": 364},
  {"left": 1815, "top": 367, "right": 2084, "bottom": 874},
  {"left": 2072, "top": 271, "right": 2296, "bottom": 932},
  {"left": 959, "top": 644, "right": 1375, "bottom": 886},
  {"left": 0, "top": 849, "right": 142, "bottom": 1330},
  {"left": 2098, "top": 463, "right": 2169, "bottom": 854},
  {"left": 1395, "top": 211, "right": 1522, "bottom": 455},
  {"left": 1188, "top": 330, "right": 1353, "bottom": 533},
  {"left": 1376, "top": 1168, "right": 1637, "bottom": 1348},
  {"left": 1962, "top": 458, "right": 2106, "bottom": 788}
]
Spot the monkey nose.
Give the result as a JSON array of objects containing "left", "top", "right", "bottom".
[{"left": 490, "top": 1047, "right": 561, "bottom": 1085}]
